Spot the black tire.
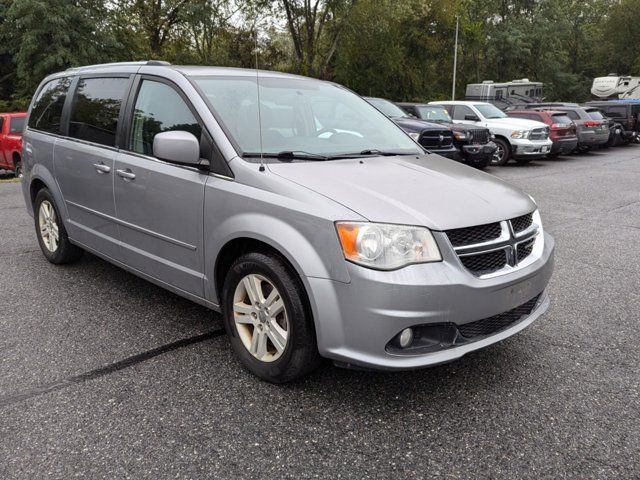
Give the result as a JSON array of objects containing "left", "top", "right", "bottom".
[
  {"left": 222, "top": 251, "right": 322, "bottom": 383},
  {"left": 33, "top": 188, "right": 83, "bottom": 264},
  {"left": 14, "top": 161, "right": 22, "bottom": 178},
  {"left": 490, "top": 138, "right": 510, "bottom": 165}
]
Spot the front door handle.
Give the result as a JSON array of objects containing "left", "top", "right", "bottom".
[
  {"left": 116, "top": 169, "right": 136, "bottom": 180},
  {"left": 93, "top": 162, "right": 111, "bottom": 174}
]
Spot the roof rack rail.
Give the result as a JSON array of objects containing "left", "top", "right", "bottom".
[{"left": 66, "top": 60, "right": 171, "bottom": 71}]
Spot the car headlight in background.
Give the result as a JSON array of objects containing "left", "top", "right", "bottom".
[
  {"left": 409, "top": 132, "right": 421, "bottom": 141},
  {"left": 336, "top": 222, "right": 442, "bottom": 270},
  {"left": 511, "top": 130, "right": 530, "bottom": 139},
  {"left": 453, "top": 131, "right": 467, "bottom": 140}
]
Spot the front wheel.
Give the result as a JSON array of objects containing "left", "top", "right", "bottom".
[
  {"left": 490, "top": 138, "right": 510, "bottom": 165},
  {"left": 222, "top": 251, "right": 322, "bottom": 383}
]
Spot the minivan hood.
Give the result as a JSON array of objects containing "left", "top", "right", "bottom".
[{"left": 268, "top": 155, "right": 535, "bottom": 230}]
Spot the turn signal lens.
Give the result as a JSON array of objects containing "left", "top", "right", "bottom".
[{"left": 335, "top": 222, "right": 442, "bottom": 270}]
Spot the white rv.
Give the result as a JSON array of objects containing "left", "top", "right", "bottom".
[
  {"left": 591, "top": 74, "right": 640, "bottom": 99},
  {"left": 465, "top": 79, "right": 543, "bottom": 110}
]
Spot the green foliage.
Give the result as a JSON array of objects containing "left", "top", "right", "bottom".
[{"left": 0, "top": 0, "right": 636, "bottom": 111}]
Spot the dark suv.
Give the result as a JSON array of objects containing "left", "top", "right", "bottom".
[
  {"left": 585, "top": 100, "right": 640, "bottom": 143},
  {"left": 507, "top": 110, "right": 578, "bottom": 156},
  {"left": 398, "top": 102, "right": 496, "bottom": 169},
  {"left": 364, "top": 97, "right": 458, "bottom": 159}
]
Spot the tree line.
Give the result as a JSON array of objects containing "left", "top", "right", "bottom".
[{"left": 0, "top": 0, "right": 638, "bottom": 111}]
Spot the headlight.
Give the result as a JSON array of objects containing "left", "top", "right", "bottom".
[
  {"left": 409, "top": 132, "right": 421, "bottom": 141},
  {"left": 511, "top": 130, "right": 530, "bottom": 139},
  {"left": 453, "top": 131, "right": 467, "bottom": 140},
  {"left": 336, "top": 222, "right": 442, "bottom": 270}
]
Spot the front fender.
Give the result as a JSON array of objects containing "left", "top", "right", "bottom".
[{"left": 205, "top": 211, "right": 351, "bottom": 305}]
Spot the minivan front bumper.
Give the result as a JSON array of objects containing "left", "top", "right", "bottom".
[{"left": 307, "top": 231, "right": 554, "bottom": 370}]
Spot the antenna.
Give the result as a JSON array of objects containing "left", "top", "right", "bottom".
[{"left": 254, "top": 29, "right": 265, "bottom": 172}]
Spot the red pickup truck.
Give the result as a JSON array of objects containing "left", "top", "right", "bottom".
[{"left": 0, "top": 112, "right": 26, "bottom": 177}]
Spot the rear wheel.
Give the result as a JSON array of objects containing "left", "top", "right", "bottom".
[
  {"left": 33, "top": 188, "right": 82, "bottom": 264},
  {"left": 14, "top": 162, "right": 22, "bottom": 178},
  {"left": 222, "top": 251, "right": 322, "bottom": 383},
  {"left": 490, "top": 138, "right": 510, "bottom": 165}
]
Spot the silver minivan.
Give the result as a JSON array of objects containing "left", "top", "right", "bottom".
[{"left": 22, "top": 62, "right": 554, "bottom": 382}]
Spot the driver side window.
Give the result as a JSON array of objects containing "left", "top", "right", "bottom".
[{"left": 129, "top": 80, "right": 202, "bottom": 157}]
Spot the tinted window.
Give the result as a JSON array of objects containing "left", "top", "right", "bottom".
[
  {"left": 586, "top": 110, "right": 605, "bottom": 120},
  {"left": 452, "top": 105, "right": 475, "bottom": 120},
  {"left": 69, "top": 77, "right": 129, "bottom": 147},
  {"left": 28, "top": 77, "right": 71, "bottom": 134},
  {"left": 564, "top": 110, "right": 579, "bottom": 120},
  {"left": 9, "top": 117, "right": 25, "bottom": 135},
  {"left": 604, "top": 107, "right": 627, "bottom": 118},
  {"left": 129, "top": 80, "right": 202, "bottom": 157},
  {"left": 551, "top": 114, "right": 572, "bottom": 125}
]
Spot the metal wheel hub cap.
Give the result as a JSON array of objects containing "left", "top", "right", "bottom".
[
  {"left": 233, "top": 274, "right": 289, "bottom": 362},
  {"left": 38, "top": 200, "right": 59, "bottom": 252}
]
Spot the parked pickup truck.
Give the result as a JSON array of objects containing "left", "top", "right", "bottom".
[
  {"left": 398, "top": 102, "right": 496, "bottom": 169},
  {"left": 364, "top": 97, "right": 458, "bottom": 159},
  {"left": 430, "top": 101, "right": 552, "bottom": 165},
  {"left": 0, "top": 112, "right": 26, "bottom": 177}
]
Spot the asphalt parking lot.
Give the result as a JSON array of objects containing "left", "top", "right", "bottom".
[{"left": 1, "top": 148, "right": 639, "bottom": 479}]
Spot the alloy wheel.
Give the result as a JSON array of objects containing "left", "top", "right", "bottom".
[
  {"left": 492, "top": 144, "right": 505, "bottom": 164},
  {"left": 38, "top": 200, "right": 59, "bottom": 252},
  {"left": 233, "top": 274, "right": 289, "bottom": 362}
]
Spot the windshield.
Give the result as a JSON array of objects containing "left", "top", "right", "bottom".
[
  {"left": 416, "top": 106, "right": 452, "bottom": 122},
  {"left": 9, "top": 116, "right": 25, "bottom": 135},
  {"left": 364, "top": 97, "right": 408, "bottom": 118},
  {"left": 193, "top": 77, "right": 421, "bottom": 157},
  {"left": 475, "top": 104, "right": 507, "bottom": 119}
]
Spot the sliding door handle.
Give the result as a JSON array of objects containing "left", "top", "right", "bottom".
[{"left": 116, "top": 169, "right": 136, "bottom": 180}]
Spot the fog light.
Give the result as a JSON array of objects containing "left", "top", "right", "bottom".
[{"left": 399, "top": 328, "right": 414, "bottom": 348}]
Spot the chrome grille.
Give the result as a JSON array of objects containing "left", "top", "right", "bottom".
[
  {"left": 445, "top": 212, "right": 540, "bottom": 277},
  {"left": 529, "top": 127, "right": 549, "bottom": 141},
  {"left": 446, "top": 222, "right": 501, "bottom": 247}
]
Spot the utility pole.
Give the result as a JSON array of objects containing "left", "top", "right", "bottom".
[{"left": 452, "top": 15, "right": 459, "bottom": 100}]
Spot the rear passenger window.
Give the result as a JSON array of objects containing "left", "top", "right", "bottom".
[
  {"left": 564, "top": 110, "right": 579, "bottom": 120},
  {"left": 28, "top": 77, "right": 71, "bottom": 134},
  {"left": 129, "top": 80, "right": 201, "bottom": 157},
  {"left": 69, "top": 77, "right": 129, "bottom": 147}
]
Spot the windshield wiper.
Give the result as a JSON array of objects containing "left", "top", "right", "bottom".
[
  {"left": 242, "top": 151, "right": 329, "bottom": 162},
  {"left": 328, "top": 149, "right": 417, "bottom": 159}
]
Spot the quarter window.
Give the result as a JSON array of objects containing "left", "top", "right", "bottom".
[
  {"left": 28, "top": 77, "right": 71, "bottom": 134},
  {"left": 129, "top": 80, "right": 201, "bottom": 157},
  {"left": 69, "top": 77, "right": 129, "bottom": 147}
]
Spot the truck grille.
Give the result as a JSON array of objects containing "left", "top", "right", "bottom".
[
  {"left": 419, "top": 130, "right": 453, "bottom": 149},
  {"left": 457, "top": 294, "right": 541, "bottom": 338},
  {"left": 467, "top": 128, "right": 490, "bottom": 144},
  {"left": 444, "top": 212, "right": 540, "bottom": 277},
  {"left": 529, "top": 127, "right": 549, "bottom": 140}
]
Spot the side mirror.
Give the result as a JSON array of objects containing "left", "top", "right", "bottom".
[
  {"left": 153, "top": 130, "right": 200, "bottom": 165},
  {"left": 465, "top": 114, "right": 480, "bottom": 122}
]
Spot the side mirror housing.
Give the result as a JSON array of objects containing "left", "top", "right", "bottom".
[
  {"left": 153, "top": 131, "right": 200, "bottom": 166},
  {"left": 465, "top": 114, "right": 480, "bottom": 122}
]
